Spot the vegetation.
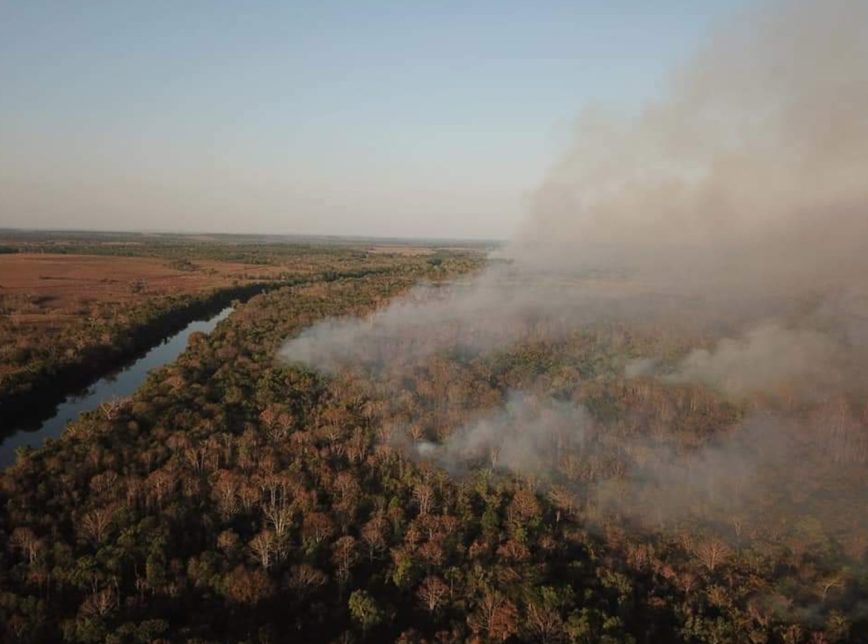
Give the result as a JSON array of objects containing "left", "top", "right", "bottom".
[
  {"left": 0, "top": 234, "right": 474, "bottom": 421},
  {"left": 0, "top": 238, "right": 865, "bottom": 642}
]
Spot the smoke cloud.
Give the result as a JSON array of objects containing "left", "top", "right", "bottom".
[
  {"left": 282, "top": 0, "right": 868, "bottom": 379},
  {"left": 411, "top": 392, "right": 591, "bottom": 476},
  {"left": 664, "top": 322, "right": 843, "bottom": 398},
  {"left": 404, "top": 392, "right": 868, "bottom": 540},
  {"left": 512, "top": 0, "right": 868, "bottom": 295},
  {"left": 280, "top": 0, "right": 868, "bottom": 541}
]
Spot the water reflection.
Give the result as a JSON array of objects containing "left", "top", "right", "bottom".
[{"left": 0, "top": 307, "right": 232, "bottom": 467}]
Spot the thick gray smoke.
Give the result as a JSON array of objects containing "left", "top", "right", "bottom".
[
  {"left": 404, "top": 393, "right": 861, "bottom": 536},
  {"left": 513, "top": 0, "right": 868, "bottom": 295},
  {"left": 282, "top": 0, "right": 868, "bottom": 384},
  {"left": 411, "top": 392, "right": 591, "bottom": 476},
  {"left": 664, "top": 322, "right": 843, "bottom": 399},
  {"left": 280, "top": 0, "right": 868, "bottom": 538},
  {"left": 281, "top": 266, "right": 702, "bottom": 373}
]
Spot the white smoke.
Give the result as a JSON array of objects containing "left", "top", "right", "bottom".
[
  {"left": 664, "top": 322, "right": 843, "bottom": 398},
  {"left": 282, "top": 0, "right": 868, "bottom": 385},
  {"left": 411, "top": 392, "right": 590, "bottom": 476},
  {"left": 280, "top": 0, "right": 868, "bottom": 537}
]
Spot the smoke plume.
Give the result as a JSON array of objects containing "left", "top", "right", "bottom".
[
  {"left": 664, "top": 322, "right": 843, "bottom": 398},
  {"left": 282, "top": 0, "right": 868, "bottom": 378},
  {"left": 513, "top": 0, "right": 868, "bottom": 294},
  {"left": 281, "top": 0, "right": 868, "bottom": 540},
  {"left": 410, "top": 392, "right": 591, "bottom": 476}
]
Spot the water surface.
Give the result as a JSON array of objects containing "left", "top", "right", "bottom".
[{"left": 0, "top": 307, "right": 233, "bottom": 468}]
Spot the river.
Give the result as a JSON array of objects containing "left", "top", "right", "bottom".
[{"left": 0, "top": 306, "right": 233, "bottom": 468}]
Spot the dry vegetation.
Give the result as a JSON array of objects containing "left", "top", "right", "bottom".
[
  {"left": 0, "top": 234, "right": 482, "bottom": 417},
  {"left": 0, "top": 239, "right": 865, "bottom": 643},
  {"left": 0, "top": 253, "right": 281, "bottom": 335}
]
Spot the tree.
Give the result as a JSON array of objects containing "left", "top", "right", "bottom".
[
  {"left": 413, "top": 483, "right": 435, "bottom": 515},
  {"left": 332, "top": 535, "right": 358, "bottom": 586},
  {"left": 817, "top": 574, "right": 845, "bottom": 601},
  {"left": 80, "top": 587, "right": 117, "bottom": 618},
  {"left": 223, "top": 565, "right": 274, "bottom": 605},
  {"left": 508, "top": 488, "right": 541, "bottom": 528},
  {"left": 693, "top": 538, "right": 732, "bottom": 573},
  {"left": 10, "top": 527, "right": 44, "bottom": 564},
  {"left": 497, "top": 539, "right": 530, "bottom": 563},
  {"left": 469, "top": 591, "right": 518, "bottom": 641},
  {"left": 80, "top": 505, "right": 116, "bottom": 545},
  {"left": 288, "top": 564, "right": 328, "bottom": 597},
  {"left": 249, "top": 530, "right": 276, "bottom": 570},
  {"left": 302, "top": 511, "right": 335, "bottom": 547},
  {"left": 263, "top": 497, "right": 293, "bottom": 539},
  {"left": 348, "top": 589, "right": 382, "bottom": 634},
  {"left": 145, "top": 468, "right": 175, "bottom": 509},
  {"left": 213, "top": 471, "right": 240, "bottom": 518},
  {"left": 362, "top": 514, "right": 388, "bottom": 562},
  {"left": 525, "top": 587, "right": 568, "bottom": 642},
  {"left": 99, "top": 397, "right": 127, "bottom": 421},
  {"left": 417, "top": 575, "right": 449, "bottom": 614}
]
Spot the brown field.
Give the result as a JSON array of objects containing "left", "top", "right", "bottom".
[
  {"left": 366, "top": 244, "right": 435, "bottom": 256},
  {"left": 0, "top": 253, "right": 285, "bottom": 312},
  {"left": 0, "top": 253, "right": 290, "bottom": 389}
]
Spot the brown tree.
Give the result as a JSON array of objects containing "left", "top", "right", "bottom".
[
  {"left": 362, "top": 514, "right": 388, "bottom": 562},
  {"left": 249, "top": 530, "right": 276, "bottom": 570},
  {"left": 413, "top": 483, "right": 435, "bottom": 516},
  {"left": 223, "top": 565, "right": 274, "bottom": 605},
  {"left": 80, "top": 505, "right": 116, "bottom": 545},
  {"left": 468, "top": 592, "right": 518, "bottom": 641},
  {"left": 288, "top": 563, "right": 328, "bottom": 597},
  {"left": 526, "top": 600, "right": 564, "bottom": 642},
  {"left": 417, "top": 575, "right": 449, "bottom": 614},
  {"left": 302, "top": 511, "right": 335, "bottom": 547},
  {"left": 332, "top": 535, "right": 359, "bottom": 586},
  {"left": 10, "top": 527, "right": 44, "bottom": 564},
  {"left": 693, "top": 538, "right": 732, "bottom": 573}
]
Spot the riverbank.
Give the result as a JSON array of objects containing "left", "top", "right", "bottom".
[
  {"left": 0, "top": 281, "right": 273, "bottom": 427},
  {"left": 0, "top": 306, "right": 236, "bottom": 467},
  {"left": 0, "top": 244, "right": 474, "bottom": 423},
  {"left": 0, "top": 264, "right": 407, "bottom": 437}
]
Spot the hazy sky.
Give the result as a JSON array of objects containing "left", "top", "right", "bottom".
[{"left": 0, "top": 1, "right": 744, "bottom": 239}]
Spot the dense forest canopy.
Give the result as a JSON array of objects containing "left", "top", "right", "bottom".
[{"left": 1, "top": 238, "right": 866, "bottom": 643}]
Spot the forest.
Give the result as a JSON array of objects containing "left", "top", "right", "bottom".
[{"left": 1, "top": 236, "right": 866, "bottom": 643}]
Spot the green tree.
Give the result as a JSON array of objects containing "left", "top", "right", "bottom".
[{"left": 348, "top": 589, "right": 383, "bottom": 634}]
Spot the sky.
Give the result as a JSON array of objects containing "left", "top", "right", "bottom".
[{"left": 0, "top": 0, "right": 745, "bottom": 240}]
